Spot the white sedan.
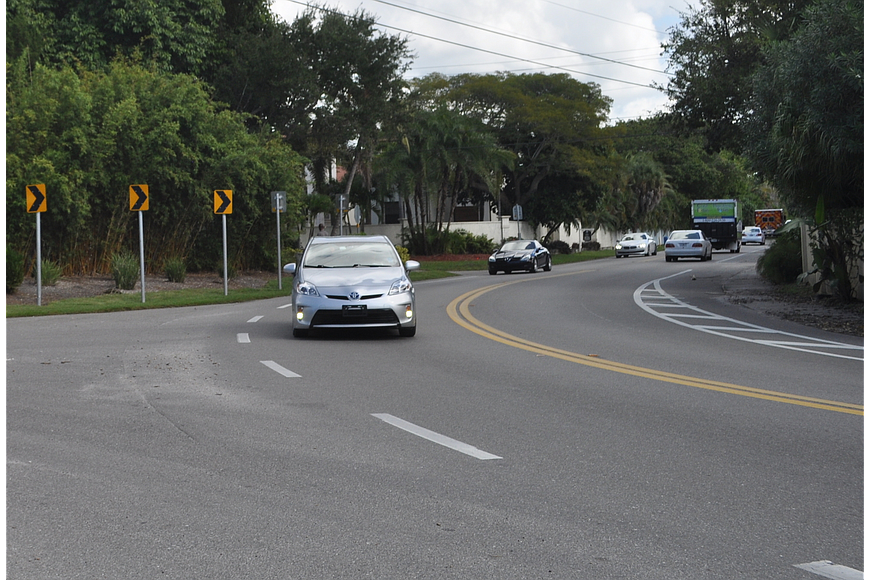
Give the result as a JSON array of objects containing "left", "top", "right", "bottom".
[
  {"left": 615, "top": 232, "right": 657, "bottom": 258},
  {"left": 742, "top": 227, "right": 766, "bottom": 245},
  {"left": 665, "top": 230, "right": 713, "bottom": 262}
]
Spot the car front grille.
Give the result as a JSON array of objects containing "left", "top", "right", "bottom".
[{"left": 311, "top": 309, "right": 400, "bottom": 326}]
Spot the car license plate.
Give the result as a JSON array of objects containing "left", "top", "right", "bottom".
[{"left": 342, "top": 304, "right": 367, "bottom": 317}]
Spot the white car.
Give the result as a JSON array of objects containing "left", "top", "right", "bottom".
[
  {"left": 742, "top": 226, "right": 766, "bottom": 245},
  {"left": 665, "top": 230, "right": 713, "bottom": 262},
  {"left": 283, "top": 236, "right": 420, "bottom": 338},
  {"left": 615, "top": 232, "right": 657, "bottom": 258}
]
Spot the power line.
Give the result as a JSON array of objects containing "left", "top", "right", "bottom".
[
  {"left": 285, "top": 0, "right": 661, "bottom": 89},
  {"left": 368, "top": 0, "right": 669, "bottom": 76}
]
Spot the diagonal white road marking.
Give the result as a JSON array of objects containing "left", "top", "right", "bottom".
[
  {"left": 260, "top": 360, "right": 301, "bottom": 378},
  {"left": 635, "top": 273, "right": 863, "bottom": 361},
  {"left": 794, "top": 560, "right": 863, "bottom": 580},
  {"left": 372, "top": 414, "right": 502, "bottom": 460}
]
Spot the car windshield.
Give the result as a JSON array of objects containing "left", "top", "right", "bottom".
[
  {"left": 500, "top": 240, "right": 535, "bottom": 251},
  {"left": 671, "top": 231, "right": 700, "bottom": 240},
  {"left": 621, "top": 234, "right": 643, "bottom": 241},
  {"left": 303, "top": 242, "right": 401, "bottom": 268}
]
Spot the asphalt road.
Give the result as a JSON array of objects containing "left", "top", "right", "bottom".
[{"left": 7, "top": 246, "right": 863, "bottom": 579}]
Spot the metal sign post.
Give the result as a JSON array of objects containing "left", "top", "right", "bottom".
[
  {"left": 271, "top": 191, "right": 286, "bottom": 290},
  {"left": 130, "top": 185, "right": 149, "bottom": 303},
  {"left": 512, "top": 204, "right": 523, "bottom": 238},
  {"left": 214, "top": 190, "right": 233, "bottom": 296},
  {"left": 26, "top": 184, "right": 47, "bottom": 305}
]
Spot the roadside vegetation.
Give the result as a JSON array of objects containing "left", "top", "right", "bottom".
[
  {"left": 6, "top": 0, "right": 861, "bottom": 301},
  {"left": 6, "top": 251, "right": 615, "bottom": 318}
]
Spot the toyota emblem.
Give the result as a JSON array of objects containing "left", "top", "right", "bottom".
[{"left": 349, "top": 291, "right": 360, "bottom": 301}]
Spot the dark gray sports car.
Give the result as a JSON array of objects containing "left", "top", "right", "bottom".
[{"left": 488, "top": 239, "right": 552, "bottom": 275}]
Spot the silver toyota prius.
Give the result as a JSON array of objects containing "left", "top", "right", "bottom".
[{"left": 283, "top": 235, "right": 420, "bottom": 338}]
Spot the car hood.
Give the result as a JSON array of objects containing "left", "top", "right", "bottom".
[{"left": 300, "top": 267, "right": 407, "bottom": 289}]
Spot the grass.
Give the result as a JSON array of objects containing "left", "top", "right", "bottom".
[{"left": 7, "top": 249, "right": 615, "bottom": 318}]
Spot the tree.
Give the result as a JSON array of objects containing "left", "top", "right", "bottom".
[
  {"left": 374, "top": 106, "right": 513, "bottom": 254},
  {"left": 661, "top": 0, "right": 812, "bottom": 151},
  {"left": 425, "top": 72, "right": 613, "bottom": 239},
  {"left": 6, "top": 0, "right": 225, "bottom": 74},
  {"left": 283, "top": 5, "right": 411, "bottom": 234},
  {"left": 744, "top": 0, "right": 863, "bottom": 301},
  {"left": 6, "top": 57, "right": 305, "bottom": 273}
]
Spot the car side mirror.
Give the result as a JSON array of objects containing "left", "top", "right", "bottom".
[
  {"left": 405, "top": 260, "right": 420, "bottom": 272},
  {"left": 283, "top": 263, "right": 297, "bottom": 276}
]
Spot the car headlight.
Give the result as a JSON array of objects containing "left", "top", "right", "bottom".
[
  {"left": 520, "top": 254, "right": 531, "bottom": 261},
  {"left": 488, "top": 255, "right": 496, "bottom": 262},
  {"left": 389, "top": 277, "right": 413, "bottom": 295},
  {"left": 296, "top": 281, "right": 319, "bottom": 296},
  {"left": 615, "top": 244, "right": 623, "bottom": 250}
]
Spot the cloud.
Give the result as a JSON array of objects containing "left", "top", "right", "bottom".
[{"left": 271, "top": 0, "right": 691, "bottom": 121}]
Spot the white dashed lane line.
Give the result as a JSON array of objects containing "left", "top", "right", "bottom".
[
  {"left": 247, "top": 315, "right": 263, "bottom": 323},
  {"left": 237, "top": 333, "right": 251, "bottom": 344},
  {"left": 794, "top": 560, "right": 863, "bottom": 579},
  {"left": 635, "top": 272, "right": 863, "bottom": 361},
  {"left": 260, "top": 360, "right": 301, "bottom": 378},
  {"left": 372, "top": 413, "right": 502, "bottom": 460}
]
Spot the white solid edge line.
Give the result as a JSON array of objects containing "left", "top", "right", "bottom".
[
  {"left": 237, "top": 333, "right": 251, "bottom": 343},
  {"left": 372, "top": 413, "right": 502, "bottom": 460},
  {"left": 794, "top": 560, "right": 864, "bottom": 580},
  {"left": 260, "top": 360, "right": 301, "bottom": 378}
]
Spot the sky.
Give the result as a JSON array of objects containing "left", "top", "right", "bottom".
[{"left": 270, "top": 0, "right": 696, "bottom": 123}]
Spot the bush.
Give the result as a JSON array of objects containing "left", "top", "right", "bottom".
[
  {"left": 40, "top": 260, "right": 62, "bottom": 286},
  {"left": 401, "top": 226, "right": 495, "bottom": 255},
  {"left": 7, "top": 245, "right": 25, "bottom": 294},
  {"left": 111, "top": 251, "right": 139, "bottom": 290},
  {"left": 581, "top": 241, "right": 601, "bottom": 252},
  {"left": 545, "top": 240, "right": 572, "bottom": 255},
  {"left": 756, "top": 229, "right": 803, "bottom": 284},
  {"left": 395, "top": 245, "right": 410, "bottom": 263},
  {"left": 165, "top": 256, "right": 187, "bottom": 283}
]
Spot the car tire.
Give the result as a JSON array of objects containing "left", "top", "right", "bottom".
[
  {"left": 292, "top": 327, "right": 308, "bottom": 338},
  {"left": 544, "top": 257, "right": 552, "bottom": 271},
  {"left": 489, "top": 267, "right": 497, "bottom": 275},
  {"left": 399, "top": 325, "right": 416, "bottom": 337},
  {"left": 529, "top": 260, "right": 537, "bottom": 273},
  {"left": 652, "top": 245, "right": 657, "bottom": 256}
]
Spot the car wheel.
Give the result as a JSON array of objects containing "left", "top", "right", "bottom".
[
  {"left": 529, "top": 260, "right": 538, "bottom": 273},
  {"left": 488, "top": 267, "right": 497, "bottom": 275},
  {"left": 399, "top": 325, "right": 416, "bottom": 337},
  {"left": 544, "top": 256, "right": 552, "bottom": 271},
  {"left": 292, "top": 327, "right": 308, "bottom": 338}
]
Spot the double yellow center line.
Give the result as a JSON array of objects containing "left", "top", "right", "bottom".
[{"left": 447, "top": 276, "right": 863, "bottom": 416}]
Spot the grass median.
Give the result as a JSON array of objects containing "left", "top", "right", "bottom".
[{"left": 6, "top": 249, "right": 615, "bottom": 318}]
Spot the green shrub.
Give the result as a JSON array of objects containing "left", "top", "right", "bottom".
[
  {"left": 395, "top": 245, "right": 410, "bottom": 263},
  {"left": 401, "top": 226, "right": 495, "bottom": 255},
  {"left": 7, "top": 245, "right": 25, "bottom": 294},
  {"left": 40, "top": 260, "right": 62, "bottom": 286},
  {"left": 756, "top": 229, "right": 803, "bottom": 284},
  {"left": 545, "top": 240, "right": 572, "bottom": 254},
  {"left": 111, "top": 251, "right": 139, "bottom": 290},
  {"left": 165, "top": 256, "right": 187, "bottom": 283}
]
